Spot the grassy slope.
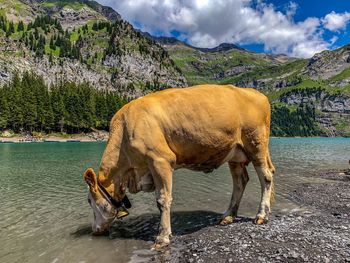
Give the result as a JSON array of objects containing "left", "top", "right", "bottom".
[
  {"left": 0, "top": 0, "right": 105, "bottom": 24},
  {"left": 168, "top": 44, "right": 278, "bottom": 85},
  {"left": 218, "top": 59, "right": 307, "bottom": 88},
  {"left": 0, "top": 0, "right": 34, "bottom": 22},
  {"left": 265, "top": 78, "right": 320, "bottom": 101},
  {"left": 330, "top": 67, "right": 350, "bottom": 82},
  {"left": 40, "top": 0, "right": 86, "bottom": 10}
]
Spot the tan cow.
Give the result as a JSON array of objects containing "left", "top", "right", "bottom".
[{"left": 84, "top": 84, "right": 275, "bottom": 249}]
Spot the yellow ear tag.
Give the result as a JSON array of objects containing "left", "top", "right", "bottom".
[{"left": 117, "top": 207, "right": 129, "bottom": 219}]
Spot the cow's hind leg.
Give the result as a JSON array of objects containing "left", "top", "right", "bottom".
[
  {"left": 253, "top": 158, "right": 274, "bottom": 225},
  {"left": 148, "top": 157, "right": 173, "bottom": 250},
  {"left": 219, "top": 161, "right": 249, "bottom": 225}
]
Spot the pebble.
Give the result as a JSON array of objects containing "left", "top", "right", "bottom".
[{"left": 291, "top": 251, "right": 299, "bottom": 258}]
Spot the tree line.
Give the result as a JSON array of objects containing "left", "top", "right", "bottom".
[
  {"left": 0, "top": 73, "right": 127, "bottom": 133},
  {"left": 0, "top": 72, "right": 324, "bottom": 136},
  {"left": 271, "top": 104, "right": 322, "bottom": 137}
]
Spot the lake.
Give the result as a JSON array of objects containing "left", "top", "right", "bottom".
[{"left": 0, "top": 138, "right": 349, "bottom": 263}]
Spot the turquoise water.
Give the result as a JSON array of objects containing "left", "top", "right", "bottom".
[{"left": 0, "top": 138, "right": 349, "bottom": 263}]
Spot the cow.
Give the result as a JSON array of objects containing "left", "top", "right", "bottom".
[{"left": 83, "top": 84, "right": 275, "bottom": 250}]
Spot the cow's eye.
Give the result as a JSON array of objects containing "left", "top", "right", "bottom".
[{"left": 88, "top": 198, "right": 91, "bottom": 205}]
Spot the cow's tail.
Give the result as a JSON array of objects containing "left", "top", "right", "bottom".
[
  {"left": 265, "top": 97, "right": 275, "bottom": 205},
  {"left": 267, "top": 152, "right": 275, "bottom": 174},
  {"left": 270, "top": 178, "right": 275, "bottom": 205},
  {"left": 267, "top": 152, "right": 275, "bottom": 204}
]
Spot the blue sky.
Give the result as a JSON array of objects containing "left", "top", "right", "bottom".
[
  {"left": 238, "top": 0, "right": 350, "bottom": 53},
  {"left": 266, "top": 0, "right": 350, "bottom": 47},
  {"left": 98, "top": 0, "right": 350, "bottom": 58}
]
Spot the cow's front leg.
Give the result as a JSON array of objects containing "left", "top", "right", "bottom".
[{"left": 149, "top": 157, "right": 173, "bottom": 250}]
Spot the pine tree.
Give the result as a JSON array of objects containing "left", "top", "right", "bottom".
[
  {"left": 51, "top": 85, "right": 66, "bottom": 132},
  {"left": 92, "top": 22, "right": 98, "bottom": 31},
  {"left": 95, "top": 93, "right": 108, "bottom": 129},
  {"left": 35, "top": 76, "right": 53, "bottom": 131},
  {"left": 49, "top": 37, "right": 55, "bottom": 50},
  {"left": 17, "top": 21, "right": 24, "bottom": 31},
  {"left": 34, "top": 27, "right": 39, "bottom": 39},
  {"left": 9, "top": 21, "right": 15, "bottom": 33},
  {"left": 8, "top": 73, "right": 24, "bottom": 132},
  {"left": 0, "top": 85, "right": 9, "bottom": 129},
  {"left": 21, "top": 72, "right": 37, "bottom": 131}
]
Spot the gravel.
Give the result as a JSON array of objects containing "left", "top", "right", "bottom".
[{"left": 151, "top": 170, "right": 350, "bottom": 263}]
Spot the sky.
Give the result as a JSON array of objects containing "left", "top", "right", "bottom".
[{"left": 96, "top": 0, "right": 350, "bottom": 58}]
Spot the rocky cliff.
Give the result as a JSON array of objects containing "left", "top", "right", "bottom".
[
  {"left": 303, "top": 45, "right": 350, "bottom": 81},
  {"left": 278, "top": 88, "right": 350, "bottom": 136}
]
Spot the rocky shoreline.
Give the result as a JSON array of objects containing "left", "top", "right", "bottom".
[
  {"left": 0, "top": 130, "right": 109, "bottom": 143},
  {"left": 152, "top": 170, "right": 350, "bottom": 263}
]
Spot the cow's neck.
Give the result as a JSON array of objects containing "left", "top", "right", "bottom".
[{"left": 98, "top": 131, "right": 127, "bottom": 199}]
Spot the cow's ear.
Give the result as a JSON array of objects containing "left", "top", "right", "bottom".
[{"left": 84, "top": 168, "right": 97, "bottom": 189}]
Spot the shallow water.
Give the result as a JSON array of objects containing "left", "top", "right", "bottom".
[{"left": 0, "top": 138, "right": 349, "bottom": 263}]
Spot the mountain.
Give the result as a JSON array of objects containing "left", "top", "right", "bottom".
[
  {"left": 153, "top": 36, "right": 243, "bottom": 53},
  {"left": 157, "top": 37, "right": 295, "bottom": 86},
  {"left": 0, "top": 0, "right": 186, "bottom": 98},
  {"left": 194, "top": 43, "right": 244, "bottom": 53}
]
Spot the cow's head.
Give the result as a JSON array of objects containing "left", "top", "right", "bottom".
[{"left": 84, "top": 168, "right": 127, "bottom": 234}]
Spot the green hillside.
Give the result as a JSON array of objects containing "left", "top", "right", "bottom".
[{"left": 167, "top": 43, "right": 288, "bottom": 86}]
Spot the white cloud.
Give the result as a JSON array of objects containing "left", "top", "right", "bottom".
[
  {"left": 330, "top": 36, "right": 338, "bottom": 45},
  {"left": 286, "top": 1, "right": 298, "bottom": 19},
  {"left": 322, "top": 11, "right": 350, "bottom": 31},
  {"left": 97, "top": 0, "right": 345, "bottom": 58}
]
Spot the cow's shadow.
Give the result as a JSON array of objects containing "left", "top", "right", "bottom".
[{"left": 72, "top": 210, "right": 252, "bottom": 241}]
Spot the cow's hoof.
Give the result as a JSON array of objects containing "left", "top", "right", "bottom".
[
  {"left": 253, "top": 216, "right": 267, "bottom": 225},
  {"left": 152, "top": 237, "right": 170, "bottom": 251},
  {"left": 219, "top": 215, "right": 235, "bottom": 226},
  {"left": 152, "top": 242, "right": 170, "bottom": 251}
]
